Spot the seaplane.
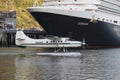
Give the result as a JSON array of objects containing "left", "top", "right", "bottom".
[{"left": 15, "top": 30, "right": 86, "bottom": 56}]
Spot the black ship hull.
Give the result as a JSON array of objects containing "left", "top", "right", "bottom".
[{"left": 29, "top": 12, "right": 120, "bottom": 47}]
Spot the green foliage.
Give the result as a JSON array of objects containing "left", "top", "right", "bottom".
[{"left": 0, "top": 0, "right": 44, "bottom": 29}]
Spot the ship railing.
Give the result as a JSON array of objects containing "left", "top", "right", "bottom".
[
  {"left": 41, "top": 4, "right": 98, "bottom": 11},
  {"left": 42, "top": 1, "right": 100, "bottom": 6}
]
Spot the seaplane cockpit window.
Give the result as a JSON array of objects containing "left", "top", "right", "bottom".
[
  {"left": 69, "top": 38, "right": 76, "bottom": 41},
  {"left": 65, "top": 39, "right": 69, "bottom": 41},
  {"left": 53, "top": 41, "right": 55, "bottom": 43},
  {"left": 114, "top": 21, "right": 118, "bottom": 23}
]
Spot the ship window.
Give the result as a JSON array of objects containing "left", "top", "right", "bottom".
[
  {"left": 86, "top": 9, "right": 93, "bottom": 11},
  {"left": 106, "top": 19, "right": 108, "bottom": 22},
  {"left": 114, "top": 21, "right": 118, "bottom": 23},
  {"left": 110, "top": 20, "right": 112, "bottom": 22},
  {"left": 102, "top": 18, "right": 105, "bottom": 21},
  {"left": 97, "top": 18, "right": 100, "bottom": 20},
  {"left": 70, "top": 8, "right": 72, "bottom": 10}
]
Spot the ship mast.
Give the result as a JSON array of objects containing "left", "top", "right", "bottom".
[{"left": 33, "top": 0, "right": 38, "bottom": 7}]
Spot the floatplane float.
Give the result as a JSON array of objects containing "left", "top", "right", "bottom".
[{"left": 15, "top": 30, "right": 86, "bottom": 56}]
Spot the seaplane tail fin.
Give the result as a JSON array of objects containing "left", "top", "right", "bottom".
[{"left": 15, "top": 30, "right": 32, "bottom": 46}]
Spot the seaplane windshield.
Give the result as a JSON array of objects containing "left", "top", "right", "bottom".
[{"left": 69, "top": 38, "right": 76, "bottom": 41}]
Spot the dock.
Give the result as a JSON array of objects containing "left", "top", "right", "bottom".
[{"left": 0, "top": 29, "right": 47, "bottom": 47}]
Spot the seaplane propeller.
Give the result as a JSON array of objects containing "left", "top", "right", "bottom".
[{"left": 82, "top": 37, "right": 87, "bottom": 49}]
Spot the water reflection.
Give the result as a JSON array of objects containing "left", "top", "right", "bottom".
[
  {"left": 15, "top": 56, "right": 82, "bottom": 80},
  {"left": 1, "top": 48, "right": 120, "bottom": 80},
  {"left": 0, "top": 55, "right": 15, "bottom": 80}
]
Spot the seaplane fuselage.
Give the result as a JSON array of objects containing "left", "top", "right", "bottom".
[{"left": 15, "top": 30, "right": 84, "bottom": 48}]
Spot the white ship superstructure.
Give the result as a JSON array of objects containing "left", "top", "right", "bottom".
[
  {"left": 38, "top": 0, "right": 120, "bottom": 25},
  {"left": 43, "top": 0, "right": 99, "bottom": 10}
]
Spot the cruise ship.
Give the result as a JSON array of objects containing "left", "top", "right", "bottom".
[{"left": 27, "top": 0, "right": 120, "bottom": 47}]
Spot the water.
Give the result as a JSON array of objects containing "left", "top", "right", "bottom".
[{"left": 0, "top": 48, "right": 120, "bottom": 80}]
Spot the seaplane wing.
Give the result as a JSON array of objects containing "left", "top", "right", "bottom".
[{"left": 15, "top": 30, "right": 83, "bottom": 48}]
